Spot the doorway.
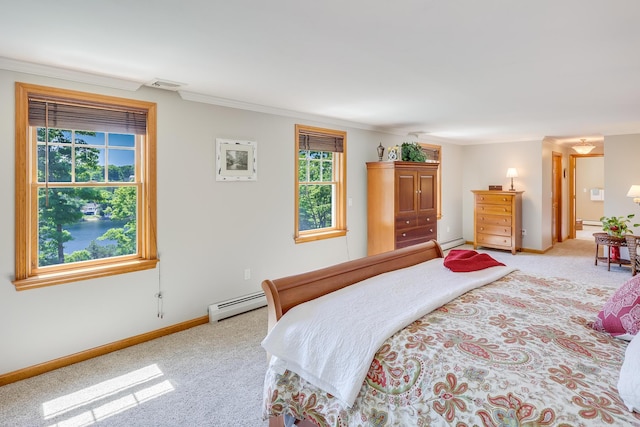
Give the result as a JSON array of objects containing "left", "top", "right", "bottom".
[
  {"left": 569, "top": 153, "right": 605, "bottom": 239},
  {"left": 552, "top": 152, "right": 562, "bottom": 243}
]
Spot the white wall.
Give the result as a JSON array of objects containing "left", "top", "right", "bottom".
[
  {"left": 462, "top": 140, "right": 545, "bottom": 251},
  {"left": 603, "top": 134, "right": 640, "bottom": 235},
  {"left": 0, "top": 69, "right": 464, "bottom": 376},
  {"left": 434, "top": 142, "right": 464, "bottom": 246}
]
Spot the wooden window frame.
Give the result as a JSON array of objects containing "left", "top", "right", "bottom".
[
  {"left": 419, "top": 142, "right": 442, "bottom": 219},
  {"left": 13, "top": 82, "right": 158, "bottom": 290},
  {"left": 294, "top": 124, "right": 347, "bottom": 243}
]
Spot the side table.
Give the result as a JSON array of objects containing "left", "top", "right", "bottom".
[{"left": 593, "top": 232, "right": 629, "bottom": 271}]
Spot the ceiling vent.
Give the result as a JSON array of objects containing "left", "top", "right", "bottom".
[{"left": 145, "top": 79, "right": 186, "bottom": 91}]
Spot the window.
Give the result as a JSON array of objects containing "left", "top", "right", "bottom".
[
  {"left": 14, "top": 83, "right": 158, "bottom": 290},
  {"left": 295, "top": 124, "right": 347, "bottom": 243},
  {"left": 419, "top": 142, "right": 442, "bottom": 219}
]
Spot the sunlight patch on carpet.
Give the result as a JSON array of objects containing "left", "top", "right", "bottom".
[{"left": 42, "top": 364, "right": 174, "bottom": 426}]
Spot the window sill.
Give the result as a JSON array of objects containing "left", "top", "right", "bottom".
[
  {"left": 13, "top": 258, "right": 159, "bottom": 291},
  {"left": 295, "top": 229, "right": 347, "bottom": 244}
]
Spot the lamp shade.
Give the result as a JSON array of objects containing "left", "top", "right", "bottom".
[
  {"left": 627, "top": 185, "right": 640, "bottom": 205},
  {"left": 506, "top": 168, "right": 518, "bottom": 178},
  {"left": 627, "top": 185, "right": 640, "bottom": 198}
]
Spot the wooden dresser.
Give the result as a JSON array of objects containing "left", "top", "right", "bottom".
[
  {"left": 367, "top": 161, "right": 439, "bottom": 255},
  {"left": 472, "top": 190, "right": 523, "bottom": 254}
]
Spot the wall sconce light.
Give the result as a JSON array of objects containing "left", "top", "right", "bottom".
[
  {"left": 377, "top": 143, "right": 385, "bottom": 161},
  {"left": 627, "top": 185, "right": 640, "bottom": 205},
  {"left": 506, "top": 168, "right": 518, "bottom": 191}
]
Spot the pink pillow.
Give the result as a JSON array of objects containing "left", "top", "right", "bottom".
[{"left": 593, "top": 275, "right": 640, "bottom": 340}]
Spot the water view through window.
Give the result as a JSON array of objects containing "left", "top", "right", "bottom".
[{"left": 63, "top": 219, "right": 128, "bottom": 253}]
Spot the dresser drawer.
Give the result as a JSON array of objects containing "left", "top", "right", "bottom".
[
  {"left": 476, "top": 224, "right": 511, "bottom": 236},
  {"left": 476, "top": 214, "right": 512, "bottom": 227},
  {"left": 475, "top": 194, "right": 512, "bottom": 205},
  {"left": 476, "top": 233, "right": 512, "bottom": 248},
  {"left": 476, "top": 203, "right": 512, "bottom": 216}
]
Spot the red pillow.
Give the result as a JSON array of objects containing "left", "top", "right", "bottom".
[
  {"left": 443, "top": 249, "right": 505, "bottom": 272},
  {"left": 593, "top": 274, "right": 640, "bottom": 340}
]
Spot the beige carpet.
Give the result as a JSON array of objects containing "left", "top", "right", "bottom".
[
  {"left": 457, "top": 237, "right": 632, "bottom": 289},
  {"left": 0, "top": 238, "right": 633, "bottom": 426}
]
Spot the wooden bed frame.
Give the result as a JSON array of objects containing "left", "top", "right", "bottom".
[{"left": 261, "top": 240, "right": 444, "bottom": 427}]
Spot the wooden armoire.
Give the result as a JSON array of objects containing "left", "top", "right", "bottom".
[{"left": 367, "top": 161, "right": 439, "bottom": 255}]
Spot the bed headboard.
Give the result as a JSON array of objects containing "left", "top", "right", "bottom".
[{"left": 261, "top": 240, "right": 444, "bottom": 331}]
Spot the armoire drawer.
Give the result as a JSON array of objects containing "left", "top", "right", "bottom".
[
  {"left": 395, "top": 229, "right": 436, "bottom": 249},
  {"left": 395, "top": 216, "right": 418, "bottom": 229},
  {"left": 417, "top": 215, "right": 437, "bottom": 227},
  {"left": 396, "top": 236, "right": 432, "bottom": 249},
  {"left": 395, "top": 227, "right": 434, "bottom": 243}
]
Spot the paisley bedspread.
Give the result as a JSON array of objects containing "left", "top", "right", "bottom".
[{"left": 262, "top": 271, "right": 640, "bottom": 426}]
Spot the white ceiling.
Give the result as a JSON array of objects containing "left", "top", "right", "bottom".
[{"left": 2, "top": 1, "right": 639, "bottom": 146}]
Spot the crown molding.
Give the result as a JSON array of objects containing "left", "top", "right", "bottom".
[
  {"left": 0, "top": 57, "right": 464, "bottom": 142},
  {"left": 178, "top": 90, "right": 400, "bottom": 134},
  {"left": 0, "top": 57, "right": 142, "bottom": 91}
]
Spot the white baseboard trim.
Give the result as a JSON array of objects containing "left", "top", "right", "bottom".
[{"left": 439, "top": 238, "right": 466, "bottom": 250}]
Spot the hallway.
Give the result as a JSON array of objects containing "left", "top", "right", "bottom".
[{"left": 576, "top": 224, "right": 601, "bottom": 240}]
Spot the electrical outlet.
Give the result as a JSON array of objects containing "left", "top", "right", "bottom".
[
  {"left": 244, "top": 268, "right": 251, "bottom": 280},
  {"left": 521, "top": 229, "right": 527, "bottom": 236}
]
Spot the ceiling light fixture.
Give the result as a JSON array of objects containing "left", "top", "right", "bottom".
[
  {"left": 407, "top": 131, "right": 429, "bottom": 139},
  {"left": 572, "top": 138, "right": 595, "bottom": 154}
]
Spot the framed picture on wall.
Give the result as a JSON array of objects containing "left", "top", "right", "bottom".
[{"left": 215, "top": 139, "right": 257, "bottom": 181}]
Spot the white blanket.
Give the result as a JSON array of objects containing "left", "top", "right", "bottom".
[{"left": 261, "top": 257, "right": 516, "bottom": 407}]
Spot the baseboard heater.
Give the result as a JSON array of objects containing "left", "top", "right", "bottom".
[
  {"left": 208, "top": 291, "right": 267, "bottom": 322},
  {"left": 440, "top": 238, "right": 466, "bottom": 250}
]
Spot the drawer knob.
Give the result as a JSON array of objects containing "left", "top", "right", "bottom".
[
  {"left": 503, "top": 208, "right": 507, "bottom": 212},
  {"left": 426, "top": 217, "right": 430, "bottom": 221},
  {"left": 402, "top": 233, "right": 406, "bottom": 237},
  {"left": 502, "top": 198, "right": 507, "bottom": 201},
  {"left": 429, "top": 228, "right": 433, "bottom": 232},
  {"left": 406, "top": 220, "right": 410, "bottom": 224}
]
